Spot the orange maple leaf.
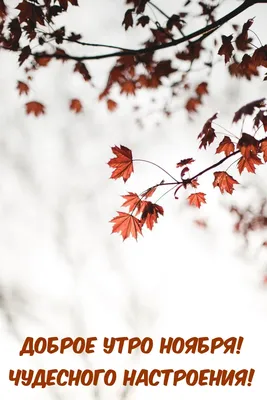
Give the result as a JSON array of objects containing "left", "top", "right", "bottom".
[
  {"left": 70, "top": 99, "right": 83, "bottom": 113},
  {"left": 185, "top": 97, "right": 201, "bottom": 113},
  {"left": 36, "top": 55, "right": 51, "bottom": 67},
  {"left": 261, "top": 140, "right": 267, "bottom": 162},
  {"left": 213, "top": 171, "right": 239, "bottom": 194},
  {"left": 187, "top": 192, "right": 206, "bottom": 208},
  {"left": 25, "top": 101, "right": 45, "bottom": 116},
  {"left": 108, "top": 145, "right": 133, "bottom": 182},
  {"left": 74, "top": 61, "right": 91, "bottom": 81},
  {"left": 120, "top": 80, "right": 136, "bottom": 96},
  {"left": 121, "top": 192, "right": 142, "bottom": 213},
  {"left": 216, "top": 136, "right": 235, "bottom": 156},
  {"left": 107, "top": 99, "right": 118, "bottom": 112},
  {"left": 237, "top": 154, "right": 262, "bottom": 174},
  {"left": 195, "top": 82, "right": 208, "bottom": 97},
  {"left": 17, "top": 81, "right": 29, "bottom": 95},
  {"left": 110, "top": 212, "right": 142, "bottom": 240}
]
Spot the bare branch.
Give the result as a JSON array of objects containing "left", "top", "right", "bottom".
[{"left": 32, "top": 0, "right": 259, "bottom": 62}]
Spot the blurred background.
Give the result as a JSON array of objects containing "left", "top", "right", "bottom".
[{"left": 1, "top": 0, "right": 267, "bottom": 399}]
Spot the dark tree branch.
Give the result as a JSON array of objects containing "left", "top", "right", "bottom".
[
  {"left": 32, "top": 0, "right": 261, "bottom": 62},
  {"left": 41, "top": 32, "right": 133, "bottom": 51},
  {"left": 140, "top": 135, "right": 267, "bottom": 192}
]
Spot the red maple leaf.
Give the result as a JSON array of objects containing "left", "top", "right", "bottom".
[
  {"left": 185, "top": 97, "right": 201, "bottom": 113},
  {"left": 216, "top": 136, "right": 235, "bottom": 156},
  {"left": 229, "top": 54, "right": 259, "bottom": 80},
  {"left": 122, "top": 9, "right": 134, "bottom": 30},
  {"left": 120, "top": 80, "right": 136, "bottom": 96},
  {"left": 254, "top": 110, "right": 267, "bottom": 132},
  {"left": 0, "top": 0, "right": 7, "bottom": 18},
  {"left": 74, "top": 62, "right": 91, "bottom": 81},
  {"left": 261, "top": 140, "right": 267, "bottom": 162},
  {"left": 58, "top": 0, "right": 78, "bottom": 10},
  {"left": 137, "top": 15, "right": 149, "bottom": 27},
  {"left": 198, "top": 113, "right": 217, "bottom": 149},
  {"left": 70, "top": 98, "right": 83, "bottom": 113},
  {"left": 141, "top": 202, "right": 164, "bottom": 230},
  {"left": 108, "top": 145, "right": 134, "bottom": 182},
  {"left": 121, "top": 192, "right": 142, "bottom": 213},
  {"left": 213, "top": 171, "right": 239, "bottom": 194},
  {"left": 16, "top": 1, "right": 45, "bottom": 25},
  {"left": 252, "top": 45, "right": 267, "bottom": 68},
  {"left": 233, "top": 98, "right": 265, "bottom": 123},
  {"left": 237, "top": 132, "right": 259, "bottom": 158},
  {"left": 110, "top": 212, "right": 142, "bottom": 240},
  {"left": 235, "top": 19, "right": 253, "bottom": 51},
  {"left": 25, "top": 101, "right": 45, "bottom": 116},
  {"left": 195, "top": 82, "right": 208, "bottom": 97},
  {"left": 17, "top": 81, "right": 29, "bottom": 95},
  {"left": 107, "top": 99, "right": 118, "bottom": 112},
  {"left": 218, "top": 34, "right": 234, "bottom": 63},
  {"left": 187, "top": 192, "right": 206, "bottom": 208},
  {"left": 166, "top": 14, "right": 184, "bottom": 31},
  {"left": 237, "top": 154, "right": 262, "bottom": 174}
]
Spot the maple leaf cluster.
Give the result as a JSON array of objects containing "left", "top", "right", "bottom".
[
  {"left": 108, "top": 99, "right": 267, "bottom": 240},
  {"left": 0, "top": 0, "right": 91, "bottom": 116},
  {"left": 0, "top": 0, "right": 267, "bottom": 121}
]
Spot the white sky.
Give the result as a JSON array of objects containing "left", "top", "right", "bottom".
[{"left": 1, "top": 0, "right": 267, "bottom": 399}]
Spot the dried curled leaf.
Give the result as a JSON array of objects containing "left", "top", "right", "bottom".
[{"left": 176, "top": 158, "right": 195, "bottom": 168}]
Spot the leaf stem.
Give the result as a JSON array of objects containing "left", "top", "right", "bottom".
[{"left": 133, "top": 158, "right": 179, "bottom": 182}]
